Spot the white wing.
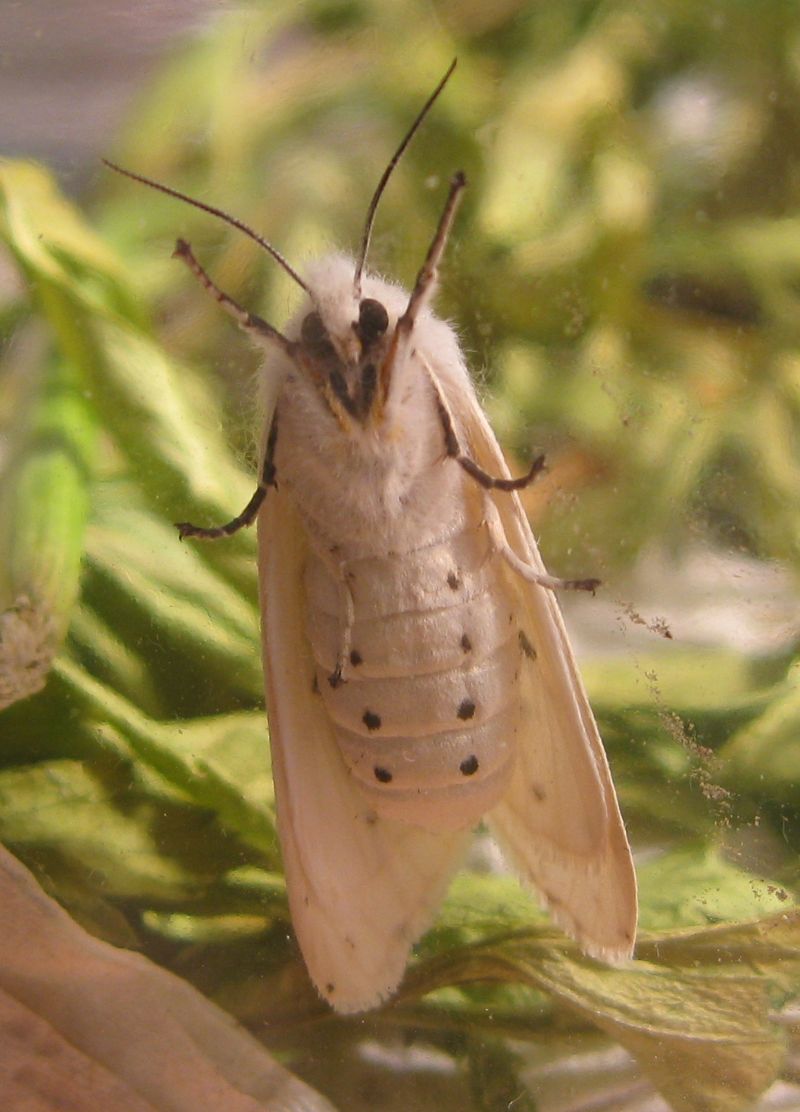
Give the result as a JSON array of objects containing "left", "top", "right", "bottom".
[
  {"left": 258, "top": 485, "right": 469, "bottom": 1014},
  {"left": 435, "top": 351, "right": 637, "bottom": 962}
]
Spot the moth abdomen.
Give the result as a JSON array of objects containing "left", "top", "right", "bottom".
[
  {"left": 304, "top": 518, "right": 494, "bottom": 623},
  {"left": 304, "top": 514, "right": 516, "bottom": 689},
  {"left": 309, "top": 589, "right": 516, "bottom": 680},
  {"left": 335, "top": 702, "right": 520, "bottom": 831},
  {"left": 316, "top": 621, "right": 520, "bottom": 739},
  {"left": 302, "top": 509, "right": 526, "bottom": 829}
]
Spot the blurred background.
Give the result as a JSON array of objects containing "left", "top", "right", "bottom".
[{"left": 2, "top": 2, "right": 800, "bottom": 1110}]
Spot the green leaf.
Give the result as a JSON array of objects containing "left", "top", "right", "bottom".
[
  {"left": 720, "top": 661, "right": 800, "bottom": 800},
  {"left": 0, "top": 163, "right": 108, "bottom": 707},
  {"left": 402, "top": 911, "right": 799, "bottom": 1112},
  {"left": 637, "top": 843, "right": 794, "bottom": 931},
  {"left": 0, "top": 160, "right": 123, "bottom": 297},
  {"left": 0, "top": 760, "right": 222, "bottom": 903},
  {"left": 84, "top": 494, "right": 263, "bottom": 710},
  {"left": 52, "top": 657, "right": 277, "bottom": 861}
]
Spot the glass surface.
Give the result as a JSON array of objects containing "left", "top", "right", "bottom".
[{"left": 1, "top": 3, "right": 799, "bottom": 1109}]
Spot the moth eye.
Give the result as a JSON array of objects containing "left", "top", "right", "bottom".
[
  {"left": 358, "top": 298, "right": 389, "bottom": 341},
  {"left": 301, "top": 310, "right": 328, "bottom": 346}
]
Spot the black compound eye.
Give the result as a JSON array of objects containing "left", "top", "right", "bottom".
[
  {"left": 358, "top": 298, "right": 389, "bottom": 342},
  {"left": 301, "top": 310, "right": 328, "bottom": 346}
]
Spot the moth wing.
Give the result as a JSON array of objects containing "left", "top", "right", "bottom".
[
  {"left": 258, "top": 485, "right": 469, "bottom": 1014},
  {"left": 438, "top": 361, "right": 637, "bottom": 961}
]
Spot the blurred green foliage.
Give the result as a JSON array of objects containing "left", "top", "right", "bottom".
[{"left": 2, "top": 2, "right": 800, "bottom": 1110}]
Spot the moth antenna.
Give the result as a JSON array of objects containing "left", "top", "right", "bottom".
[
  {"left": 102, "top": 159, "right": 311, "bottom": 296},
  {"left": 353, "top": 58, "right": 457, "bottom": 299}
]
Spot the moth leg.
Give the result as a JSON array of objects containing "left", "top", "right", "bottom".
[
  {"left": 168, "top": 240, "right": 293, "bottom": 541},
  {"left": 377, "top": 173, "right": 467, "bottom": 414},
  {"left": 311, "top": 545, "right": 356, "bottom": 688},
  {"left": 397, "top": 171, "right": 467, "bottom": 332},
  {"left": 424, "top": 356, "right": 546, "bottom": 491},
  {"left": 176, "top": 419, "right": 278, "bottom": 541},
  {"left": 328, "top": 575, "right": 356, "bottom": 689},
  {"left": 172, "top": 238, "right": 298, "bottom": 358},
  {"left": 422, "top": 354, "right": 596, "bottom": 588},
  {"left": 483, "top": 496, "right": 600, "bottom": 594}
]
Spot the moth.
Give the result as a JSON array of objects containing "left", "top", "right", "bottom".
[{"left": 106, "top": 62, "right": 637, "bottom": 1014}]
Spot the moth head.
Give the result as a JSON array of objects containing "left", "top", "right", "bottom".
[
  {"left": 295, "top": 257, "right": 406, "bottom": 428},
  {"left": 353, "top": 298, "right": 390, "bottom": 348},
  {"left": 103, "top": 62, "right": 458, "bottom": 435},
  {"left": 287, "top": 59, "right": 457, "bottom": 431}
]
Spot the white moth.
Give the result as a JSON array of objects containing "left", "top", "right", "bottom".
[{"left": 107, "top": 63, "right": 637, "bottom": 1014}]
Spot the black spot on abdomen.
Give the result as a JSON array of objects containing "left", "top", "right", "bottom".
[
  {"left": 457, "top": 698, "right": 476, "bottom": 721},
  {"left": 459, "top": 754, "right": 479, "bottom": 776}
]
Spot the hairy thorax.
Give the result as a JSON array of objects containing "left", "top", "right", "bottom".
[{"left": 274, "top": 359, "right": 465, "bottom": 558}]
